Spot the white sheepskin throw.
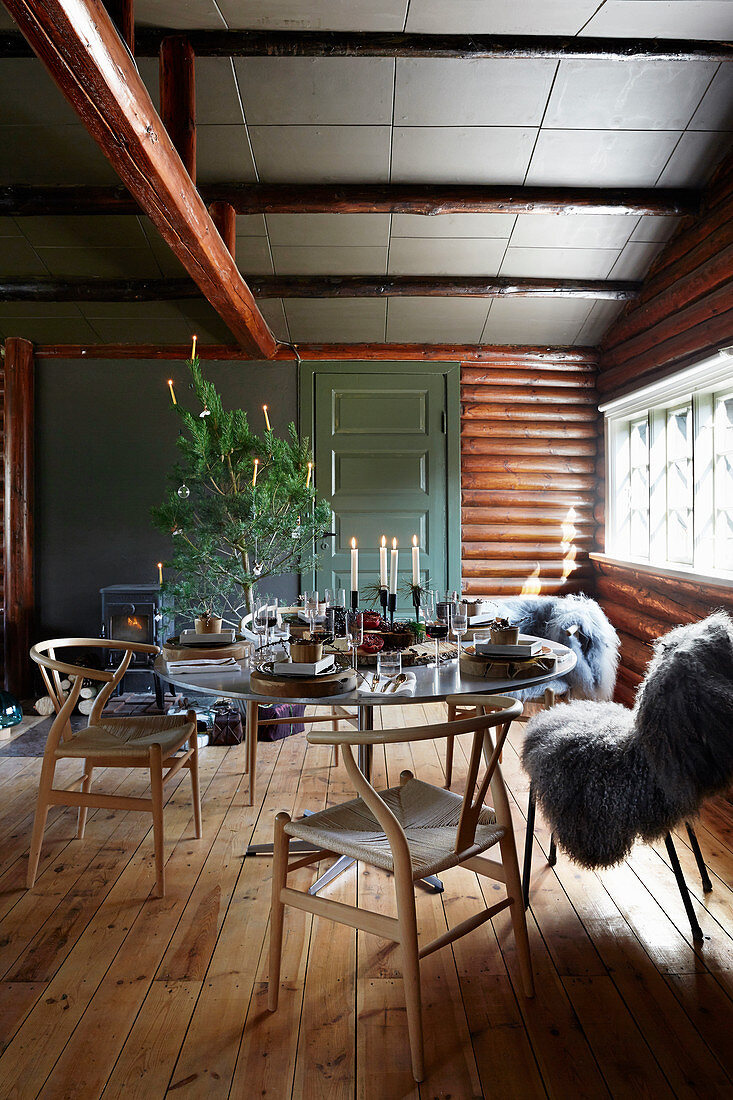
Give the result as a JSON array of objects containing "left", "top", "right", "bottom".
[{"left": 521, "top": 612, "right": 733, "bottom": 868}]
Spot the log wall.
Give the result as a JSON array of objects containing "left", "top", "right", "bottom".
[
  {"left": 460, "top": 349, "right": 601, "bottom": 597},
  {"left": 596, "top": 151, "right": 733, "bottom": 702}
]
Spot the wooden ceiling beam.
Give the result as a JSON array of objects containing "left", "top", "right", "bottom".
[
  {"left": 0, "top": 183, "right": 700, "bottom": 218},
  {"left": 0, "top": 275, "right": 641, "bottom": 302},
  {"left": 1, "top": 29, "right": 731, "bottom": 62},
  {"left": 3, "top": 0, "right": 277, "bottom": 358},
  {"left": 105, "top": 0, "right": 134, "bottom": 54},
  {"left": 159, "top": 34, "right": 196, "bottom": 182},
  {"left": 32, "top": 343, "right": 599, "bottom": 362}
]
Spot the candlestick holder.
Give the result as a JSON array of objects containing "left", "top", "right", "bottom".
[
  {"left": 379, "top": 586, "right": 388, "bottom": 617},
  {"left": 412, "top": 586, "right": 421, "bottom": 620},
  {"left": 388, "top": 592, "right": 396, "bottom": 628},
  {"left": 351, "top": 589, "right": 359, "bottom": 611}
]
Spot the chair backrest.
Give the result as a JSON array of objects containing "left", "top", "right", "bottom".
[
  {"left": 307, "top": 694, "right": 522, "bottom": 871},
  {"left": 30, "top": 638, "right": 160, "bottom": 749},
  {"left": 633, "top": 612, "right": 733, "bottom": 810}
]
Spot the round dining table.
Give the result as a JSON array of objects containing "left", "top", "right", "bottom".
[{"left": 155, "top": 641, "right": 575, "bottom": 895}]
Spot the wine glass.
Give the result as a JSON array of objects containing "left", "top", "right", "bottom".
[
  {"left": 425, "top": 591, "right": 450, "bottom": 667},
  {"left": 346, "top": 611, "right": 364, "bottom": 671},
  {"left": 252, "top": 601, "right": 269, "bottom": 650},
  {"left": 451, "top": 602, "right": 468, "bottom": 659}
]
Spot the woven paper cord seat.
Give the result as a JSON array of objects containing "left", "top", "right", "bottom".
[
  {"left": 286, "top": 777, "right": 505, "bottom": 880},
  {"left": 54, "top": 714, "right": 195, "bottom": 760}
]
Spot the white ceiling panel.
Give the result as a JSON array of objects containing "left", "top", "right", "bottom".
[
  {"left": 234, "top": 215, "right": 268, "bottom": 237},
  {"left": 581, "top": 2, "right": 733, "bottom": 40},
  {"left": 235, "top": 58, "right": 394, "bottom": 125},
  {"left": 0, "top": 125, "right": 119, "bottom": 185},
  {"left": 135, "top": 0, "right": 226, "bottom": 28},
  {"left": 390, "top": 213, "right": 517, "bottom": 238},
  {"left": 271, "top": 245, "right": 388, "bottom": 274},
  {"left": 629, "top": 215, "right": 681, "bottom": 244},
  {"left": 18, "top": 215, "right": 149, "bottom": 249},
  {"left": 608, "top": 240, "right": 666, "bottom": 280},
  {"left": 394, "top": 59, "right": 556, "bottom": 127},
  {"left": 0, "top": 60, "right": 79, "bottom": 126},
  {"left": 525, "top": 129, "right": 682, "bottom": 186},
  {"left": 249, "top": 126, "right": 392, "bottom": 182},
  {"left": 657, "top": 129, "right": 730, "bottom": 186},
  {"left": 196, "top": 59, "right": 245, "bottom": 125},
  {"left": 0, "top": 239, "right": 48, "bottom": 277},
  {"left": 500, "top": 246, "right": 618, "bottom": 279},
  {"left": 392, "top": 127, "right": 537, "bottom": 183},
  {"left": 482, "top": 297, "right": 595, "bottom": 344},
  {"left": 509, "top": 212, "right": 638, "bottom": 249},
  {"left": 256, "top": 298, "right": 290, "bottom": 341},
  {"left": 574, "top": 299, "right": 627, "bottom": 344},
  {"left": 217, "top": 0, "right": 409, "bottom": 31},
  {"left": 284, "top": 299, "right": 387, "bottom": 341},
  {"left": 35, "top": 247, "right": 161, "bottom": 279},
  {"left": 405, "top": 0, "right": 602, "bottom": 34},
  {"left": 266, "top": 213, "right": 391, "bottom": 246},
  {"left": 386, "top": 297, "right": 489, "bottom": 342},
  {"left": 387, "top": 237, "right": 508, "bottom": 275},
  {"left": 544, "top": 60, "right": 718, "bottom": 131},
  {"left": 196, "top": 124, "right": 258, "bottom": 183},
  {"left": 233, "top": 237, "right": 274, "bottom": 274},
  {"left": 690, "top": 65, "right": 733, "bottom": 131}
]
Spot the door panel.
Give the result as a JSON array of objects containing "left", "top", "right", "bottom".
[{"left": 313, "top": 370, "right": 449, "bottom": 611}]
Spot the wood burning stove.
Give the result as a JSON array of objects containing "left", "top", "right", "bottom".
[{"left": 100, "top": 584, "right": 164, "bottom": 701}]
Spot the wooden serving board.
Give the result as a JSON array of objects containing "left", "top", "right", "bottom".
[
  {"left": 162, "top": 639, "right": 252, "bottom": 662},
  {"left": 250, "top": 665, "right": 357, "bottom": 698},
  {"left": 460, "top": 644, "right": 556, "bottom": 681}
]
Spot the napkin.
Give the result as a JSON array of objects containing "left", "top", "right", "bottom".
[
  {"left": 359, "top": 671, "right": 417, "bottom": 697},
  {"left": 167, "top": 657, "right": 240, "bottom": 673}
]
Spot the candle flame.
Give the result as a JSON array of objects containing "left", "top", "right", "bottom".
[
  {"left": 252, "top": 458, "right": 259, "bottom": 487},
  {"left": 392, "top": 537, "right": 397, "bottom": 549},
  {"left": 167, "top": 379, "right": 177, "bottom": 405},
  {"left": 351, "top": 537, "right": 356, "bottom": 549},
  {"left": 190, "top": 334, "right": 197, "bottom": 360},
  {"left": 381, "top": 535, "right": 386, "bottom": 548},
  {"left": 412, "top": 534, "right": 418, "bottom": 547},
  {"left": 262, "top": 404, "right": 271, "bottom": 432}
]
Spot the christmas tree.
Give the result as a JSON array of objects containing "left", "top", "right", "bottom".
[{"left": 152, "top": 353, "right": 332, "bottom": 626}]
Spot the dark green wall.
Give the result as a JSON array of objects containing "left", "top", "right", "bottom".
[{"left": 36, "top": 358, "right": 299, "bottom": 637}]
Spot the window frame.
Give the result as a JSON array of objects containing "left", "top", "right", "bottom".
[{"left": 602, "top": 350, "right": 733, "bottom": 583}]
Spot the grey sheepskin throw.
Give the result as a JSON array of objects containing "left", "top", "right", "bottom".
[
  {"left": 521, "top": 612, "right": 733, "bottom": 868},
  {"left": 488, "top": 594, "right": 619, "bottom": 701}
]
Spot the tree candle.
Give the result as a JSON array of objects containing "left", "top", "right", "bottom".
[
  {"left": 412, "top": 535, "right": 420, "bottom": 585},
  {"left": 379, "top": 535, "right": 387, "bottom": 587},
  {"left": 389, "top": 538, "right": 398, "bottom": 595},
  {"left": 167, "top": 378, "right": 177, "bottom": 405},
  {"left": 306, "top": 461, "right": 312, "bottom": 488},
  {"left": 190, "top": 333, "right": 197, "bottom": 360},
  {"left": 350, "top": 537, "right": 358, "bottom": 591},
  {"left": 157, "top": 562, "right": 163, "bottom": 585},
  {"left": 262, "top": 404, "right": 271, "bottom": 432},
  {"left": 252, "top": 457, "right": 259, "bottom": 487}
]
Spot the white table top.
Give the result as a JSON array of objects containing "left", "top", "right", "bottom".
[{"left": 155, "top": 640, "right": 575, "bottom": 708}]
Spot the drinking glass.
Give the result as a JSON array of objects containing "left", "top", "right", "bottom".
[
  {"left": 303, "top": 590, "right": 320, "bottom": 634},
  {"left": 424, "top": 590, "right": 449, "bottom": 667},
  {"left": 377, "top": 650, "right": 402, "bottom": 685},
  {"left": 450, "top": 602, "right": 468, "bottom": 658},
  {"left": 252, "top": 601, "right": 269, "bottom": 650},
  {"left": 345, "top": 611, "right": 364, "bottom": 670},
  {"left": 336, "top": 588, "right": 346, "bottom": 609}
]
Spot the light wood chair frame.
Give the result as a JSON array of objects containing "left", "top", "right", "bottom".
[
  {"left": 28, "top": 638, "right": 201, "bottom": 897},
  {"left": 268, "top": 693, "right": 533, "bottom": 1083}
]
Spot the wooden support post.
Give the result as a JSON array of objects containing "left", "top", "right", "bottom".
[
  {"left": 3, "top": 337, "right": 35, "bottom": 698},
  {"left": 106, "top": 0, "right": 134, "bottom": 54},
  {"left": 209, "top": 201, "right": 236, "bottom": 257},
  {"left": 4, "top": 0, "right": 276, "bottom": 357},
  {"left": 159, "top": 35, "right": 196, "bottom": 183}
]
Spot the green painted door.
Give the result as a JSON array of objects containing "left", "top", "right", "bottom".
[{"left": 311, "top": 368, "right": 452, "bottom": 612}]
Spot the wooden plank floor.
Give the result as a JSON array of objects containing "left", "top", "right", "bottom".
[{"left": 0, "top": 704, "right": 732, "bottom": 1098}]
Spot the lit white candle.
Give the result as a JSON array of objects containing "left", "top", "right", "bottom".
[
  {"left": 167, "top": 378, "right": 177, "bottom": 405},
  {"left": 389, "top": 537, "right": 398, "bottom": 595},
  {"left": 412, "top": 534, "right": 420, "bottom": 586},
  {"left": 157, "top": 562, "right": 163, "bottom": 585},
  {"left": 252, "top": 458, "right": 259, "bottom": 487},
  {"left": 306, "top": 461, "right": 312, "bottom": 489},
  {"left": 350, "top": 537, "right": 358, "bottom": 591},
  {"left": 262, "top": 404, "right": 271, "bottom": 432},
  {"left": 190, "top": 333, "right": 197, "bottom": 360},
  {"left": 379, "top": 535, "right": 388, "bottom": 587}
]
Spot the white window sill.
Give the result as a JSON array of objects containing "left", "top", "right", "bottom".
[{"left": 590, "top": 553, "right": 733, "bottom": 591}]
